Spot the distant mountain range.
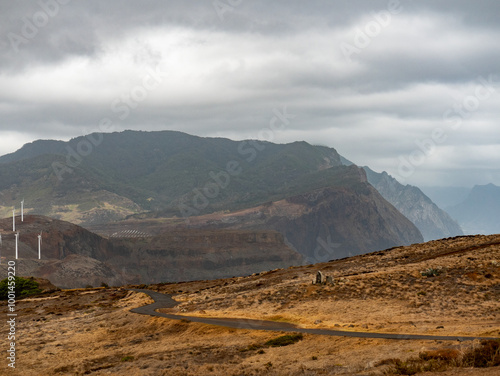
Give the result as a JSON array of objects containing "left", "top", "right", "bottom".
[
  {"left": 421, "top": 184, "right": 500, "bottom": 235},
  {"left": 337, "top": 158, "right": 462, "bottom": 241},
  {"left": 362, "top": 167, "right": 462, "bottom": 241},
  {"left": 0, "top": 130, "right": 469, "bottom": 265},
  {"left": 420, "top": 186, "right": 471, "bottom": 209},
  {"left": 446, "top": 183, "right": 500, "bottom": 235}
]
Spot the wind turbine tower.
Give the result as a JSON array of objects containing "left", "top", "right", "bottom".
[
  {"left": 12, "top": 207, "right": 15, "bottom": 232},
  {"left": 21, "top": 199, "right": 24, "bottom": 222},
  {"left": 15, "top": 232, "right": 19, "bottom": 259},
  {"left": 38, "top": 232, "right": 42, "bottom": 260}
]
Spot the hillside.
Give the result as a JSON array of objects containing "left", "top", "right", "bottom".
[
  {"left": 363, "top": 167, "right": 463, "bottom": 241},
  {"left": 0, "top": 153, "right": 142, "bottom": 222},
  {"left": 1, "top": 234, "right": 498, "bottom": 375},
  {"left": 0, "top": 215, "right": 302, "bottom": 288},
  {"left": 0, "top": 130, "right": 344, "bottom": 222}
]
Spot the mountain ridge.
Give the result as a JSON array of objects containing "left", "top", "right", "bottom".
[{"left": 363, "top": 167, "right": 463, "bottom": 241}]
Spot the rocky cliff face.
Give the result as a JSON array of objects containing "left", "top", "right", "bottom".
[
  {"left": 255, "top": 184, "right": 423, "bottom": 262},
  {"left": 0, "top": 216, "right": 301, "bottom": 288},
  {"left": 363, "top": 167, "right": 463, "bottom": 241},
  {"left": 108, "top": 230, "right": 302, "bottom": 283}
]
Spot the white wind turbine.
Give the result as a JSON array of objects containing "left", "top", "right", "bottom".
[
  {"left": 21, "top": 199, "right": 24, "bottom": 222},
  {"left": 38, "top": 231, "right": 42, "bottom": 260},
  {"left": 15, "top": 232, "right": 19, "bottom": 259},
  {"left": 12, "top": 207, "right": 15, "bottom": 232}
]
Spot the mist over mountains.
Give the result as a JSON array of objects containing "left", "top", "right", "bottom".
[
  {"left": 446, "top": 184, "right": 500, "bottom": 235},
  {"left": 422, "top": 184, "right": 500, "bottom": 236}
]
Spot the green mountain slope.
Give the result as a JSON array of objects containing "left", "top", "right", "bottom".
[{"left": 0, "top": 130, "right": 343, "bottom": 223}]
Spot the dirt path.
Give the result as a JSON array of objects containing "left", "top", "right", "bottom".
[{"left": 129, "top": 289, "right": 497, "bottom": 341}]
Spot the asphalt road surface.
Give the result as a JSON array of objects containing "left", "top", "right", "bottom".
[{"left": 130, "top": 289, "right": 497, "bottom": 341}]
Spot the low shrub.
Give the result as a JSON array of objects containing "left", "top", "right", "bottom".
[
  {"left": 391, "top": 359, "right": 420, "bottom": 375},
  {"left": 383, "top": 340, "right": 500, "bottom": 374},
  {"left": 0, "top": 277, "right": 42, "bottom": 300},
  {"left": 264, "top": 333, "right": 303, "bottom": 347},
  {"left": 461, "top": 340, "right": 500, "bottom": 368},
  {"left": 385, "top": 358, "right": 447, "bottom": 375},
  {"left": 419, "top": 348, "right": 460, "bottom": 362},
  {"left": 421, "top": 268, "right": 442, "bottom": 277}
]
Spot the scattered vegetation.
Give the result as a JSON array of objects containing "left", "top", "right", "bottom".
[
  {"left": 121, "top": 356, "right": 134, "bottom": 362},
  {"left": 0, "top": 277, "right": 42, "bottom": 300},
  {"left": 240, "top": 333, "right": 304, "bottom": 353},
  {"left": 420, "top": 268, "right": 442, "bottom": 277},
  {"left": 461, "top": 340, "right": 500, "bottom": 368},
  {"left": 383, "top": 340, "right": 500, "bottom": 375},
  {"left": 264, "top": 333, "right": 303, "bottom": 347},
  {"left": 268, "top": 315, "right": 293, "bottom": 323},
  {"left": 241, "top": 344, "right": 263, "bottom": 352}
]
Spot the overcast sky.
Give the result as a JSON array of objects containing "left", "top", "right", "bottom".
[{"left": 0, "top": 0, "right": 499, "bottom": 188}]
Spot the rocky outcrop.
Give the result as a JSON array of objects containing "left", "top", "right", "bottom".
[{"left": 363, "top": 167, "right": 463, "bottom": 241}]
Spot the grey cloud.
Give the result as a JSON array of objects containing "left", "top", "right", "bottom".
[{"left": 0, "top": 0, "right": 499, "bottom": 187}]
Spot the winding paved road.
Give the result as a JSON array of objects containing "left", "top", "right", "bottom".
[{"left": 130, "top": 289, "right": 497, "bottom": 342}]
